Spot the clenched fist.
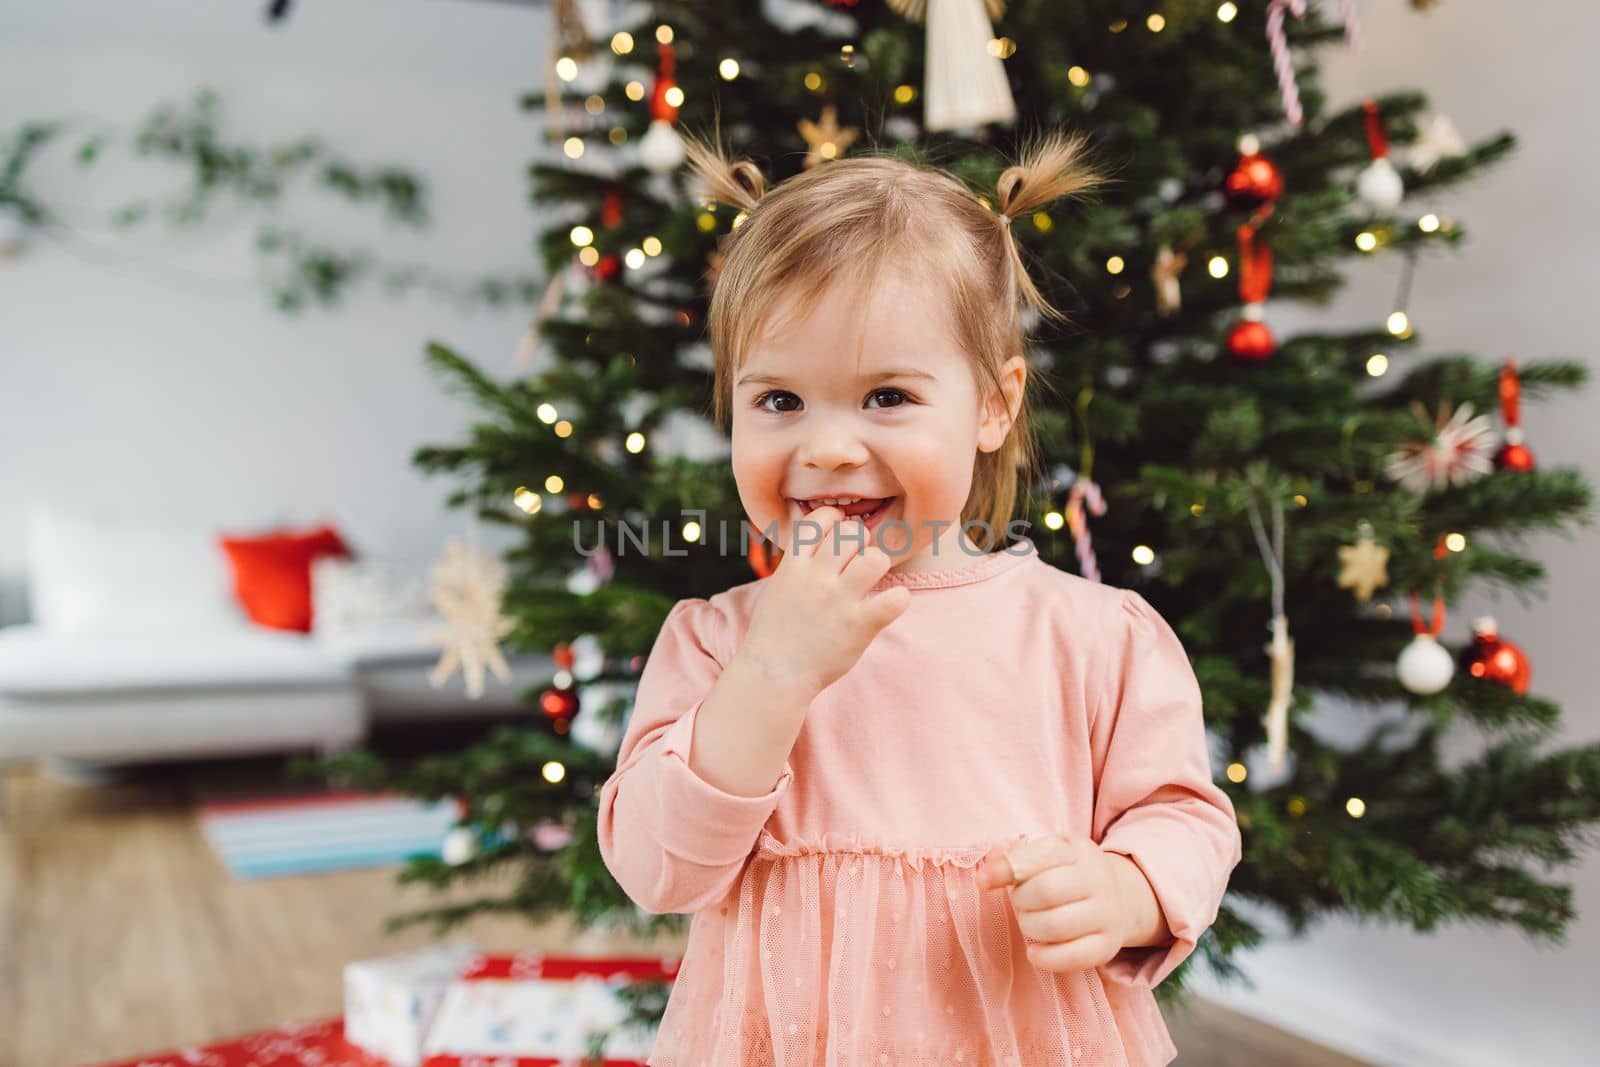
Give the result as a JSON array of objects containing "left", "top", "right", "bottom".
[{"left": 975, "top": 832, "right": 1170, "bottom": 974}]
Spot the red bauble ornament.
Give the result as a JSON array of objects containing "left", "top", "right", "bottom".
[
  {"left": 748, "top": 532, "right": 782, "bottom": 578},
  {"left": 593, "top": 252, "right": 621, "bottom": 283},
  {"left": 552, "top": 642, "right": 575, "bottom": 670},
  {"left": 566, "top": 491, "right": 589, "bottom": 510},
  {"left": 539, "top": 686, "right": 580, "bottom": 720},
  {"left": 1227, "top": 312, "right": 1275, "bottom": 362},
  {"left": 1495, "top": 440, "right": 1536, "bottom": 472},
  {"left": 1225, "top": 152, "right": 1283, "bottom": 208},
  {"left": 1461, "top": 616, "right": 1532, "bottom": 695}
]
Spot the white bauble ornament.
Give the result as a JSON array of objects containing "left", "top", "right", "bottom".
[
  {"left": 640, "top": 119, "right": 686, "bottom": 173},
  {"left": 441, "top": 826, "right": 477, "bottom": 865},
  {"left": 1397, "top": 633, "right": 1454, "bottom": 694},
  {"left": 566, "top": 566, "right": 600, "bottom": 596},
  {"left": 570, "top": 633, "right": 605, "bottom": 681},
  {"left": 569, "top": 681, "right": 625, "bottom": 756},
  {"left": 1357, "top": 156, "right": 1404, "bottom": 212}
]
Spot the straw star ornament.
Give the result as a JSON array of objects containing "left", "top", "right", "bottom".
[{"left": 424, "top": 538, "right": 517, "bottom": 699}]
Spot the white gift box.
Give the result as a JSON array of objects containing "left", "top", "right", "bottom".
[
  {"left": 420, "top": 953, "right": 680, "bottom": 1066},
  {"left": 343, "top": 942, "right": 482, "bottom": 1067}
]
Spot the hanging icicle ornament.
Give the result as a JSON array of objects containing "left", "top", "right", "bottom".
[
  {"left": 640, "top": 38, "right": 686, "bottom": 172},
  {"left": 424, "top": 534, "right": 517, "bottom": 700},
  {"left": 1264, "top": 0, "right": 1363, "bottom": 127},
  {"left": 1399, "top": 591, "right": 1454, "bottom": 695},
  {"left": 1357, "top": 99, "right": 1405, "bottom": 212},
  {"left": 885, "top": 0, "right": 1017, "bottom": 132},
  {"left": 1494, "top": 359, "right": 1537, "bottom": 472},
  {"left": 1382, "top": 399, "right": 1496, "bottom": 495},
  {"left": 1246, "top": 490, "right": 1294, "bottom": 773}
]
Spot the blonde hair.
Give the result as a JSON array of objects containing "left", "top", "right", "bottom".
[{"left": 684, "top": 130, "right": 1104, "bottom": 540}]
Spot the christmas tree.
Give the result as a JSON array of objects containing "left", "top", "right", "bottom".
[{"left": 308, "top": 0, "right": 1600, "bottom": 1021}]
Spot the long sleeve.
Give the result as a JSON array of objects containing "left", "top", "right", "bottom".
[
  {"left": 597, "top": 597, "right": 795, "bottom": 915},
  {"left": 1090, "top": 589, "right": 1243, "bottom": 990}
]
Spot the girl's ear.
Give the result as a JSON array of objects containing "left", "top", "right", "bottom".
[{"left": 978, "top": 355, "right": 1027, "bottom": 453}]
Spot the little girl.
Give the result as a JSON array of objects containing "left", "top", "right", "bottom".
[{"left": 597, "top": 131, "right": 1243, "bottom": 1067}]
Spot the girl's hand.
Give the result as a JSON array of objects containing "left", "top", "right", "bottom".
[
  {"left": 975, "top": 833, "right": 1155, "bottom": 974},
  {"left": 735, "top": 505, "right": 912, "bottom": 698}
]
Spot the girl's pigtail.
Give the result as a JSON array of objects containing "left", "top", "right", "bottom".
[
  {"left": 994, "top": 130, "right": 1107, "bottom": 324},
  {"left": 682, "top": 130, "right": 767, "bottom": 216}
]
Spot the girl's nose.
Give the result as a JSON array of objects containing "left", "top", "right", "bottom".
[{"left": 799, "top": 414, "right": 868, "bottom": 469}]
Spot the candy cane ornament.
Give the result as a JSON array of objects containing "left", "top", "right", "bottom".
[
  {"left": 1265, "top": 0, "right": 1364, "bottom": 127},
  {"left": 1064, "top": 478, "right": 1106, "bottom": 583}
]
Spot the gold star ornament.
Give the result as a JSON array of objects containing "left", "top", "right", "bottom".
[
  {"left": 797, "top": 105, "right": 859, "bottom": 169},
  {"left": 1337, "top": 526, "right": 1391, "bottom": 602}
]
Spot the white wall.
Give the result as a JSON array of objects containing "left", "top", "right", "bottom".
[
  {"left": 2, "top": 1, "right": 1597, "bottom": 1063},
  {"left": 0, "top": 0, "right": 566, "bottom": 621}
]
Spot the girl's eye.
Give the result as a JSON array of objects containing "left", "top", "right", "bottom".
[
  {"left": 752, "top": 387, "right": 912, "bottom": 413},
  {"left": 754, "top": 390, "right": 802, "bottom": 413}
]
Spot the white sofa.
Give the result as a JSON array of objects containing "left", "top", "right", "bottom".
[{"left": 0, "top": 510, "right": 554, "bottom": 822}]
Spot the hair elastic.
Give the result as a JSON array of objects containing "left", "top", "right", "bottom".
[{"left": 998, "top": 213, "right": 1012, "bottom": 226}]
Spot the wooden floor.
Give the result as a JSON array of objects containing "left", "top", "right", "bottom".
[{"left": 0, "top": 760, "right": 1372, "bottom": 1067}]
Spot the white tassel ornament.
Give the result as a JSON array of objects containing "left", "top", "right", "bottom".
[{"left": 888, "top": 0, "right": 1016, "bottom": 132}]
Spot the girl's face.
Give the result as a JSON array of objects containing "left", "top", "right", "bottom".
[{"left": 730, "top": 270, "right": 1025, "bottom": 574}]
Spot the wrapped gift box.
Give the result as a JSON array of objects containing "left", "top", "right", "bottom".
[
  {"left": 85, "top": 1017, "right": 386, "bottom": 1067},
  {"left": 420, "top": 953, "right": 680, "bottom": 1067},
  {"left": 344, "top": 941, "right": 483, "bottom": 1067}
]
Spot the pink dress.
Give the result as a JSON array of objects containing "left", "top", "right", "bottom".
[{"left": 598, "top": 539, "right": 1243, "bottom": 1066}]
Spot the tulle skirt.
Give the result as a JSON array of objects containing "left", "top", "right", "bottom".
[{"left": 645, "top": 830, "right": 1147, "bottom": 1067}]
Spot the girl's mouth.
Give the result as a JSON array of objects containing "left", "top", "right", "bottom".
[{"left": 793, "top": 497, "right": 898, "bottom": 532}]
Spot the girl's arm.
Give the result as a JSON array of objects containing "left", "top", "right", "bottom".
[
  {"left": 1089, "top": 590, "right": 1245, "bottom": 990},
  {"left": 597, "top": 597, "right": 813, "bottom": 915}
]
